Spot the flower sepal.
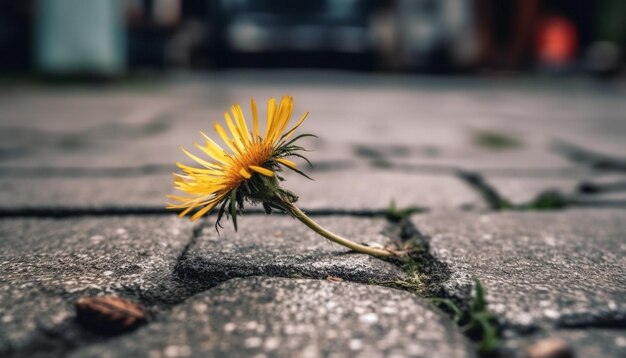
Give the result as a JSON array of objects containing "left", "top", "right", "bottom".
[{"left": 215, "top": 170, "right": 299, "bottom": 231}]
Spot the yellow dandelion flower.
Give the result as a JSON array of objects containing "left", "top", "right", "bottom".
[
  {"left": 168, "top": 96, "right": 394, "bottom": 258},
  {"left": 166, "top": 96, "right": 310, "bottom": 222}
]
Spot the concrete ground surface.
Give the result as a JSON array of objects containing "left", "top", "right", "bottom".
[{"left": 0, "top": 71, "right": 625, "bottom": 357}]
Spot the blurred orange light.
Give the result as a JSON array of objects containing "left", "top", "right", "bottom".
[{"left": 536, "top": 16, "right": 578, "bottom": 66}]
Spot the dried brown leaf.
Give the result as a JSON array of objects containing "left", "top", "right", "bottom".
[{"left": 76, "top": 296, "right": 147, "bottom": 333}]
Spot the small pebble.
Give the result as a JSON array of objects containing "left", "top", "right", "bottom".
[{"left": 526, "top": 338, "right": 573, "bottom": 358}]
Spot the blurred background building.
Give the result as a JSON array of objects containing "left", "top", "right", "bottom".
[{"left": 0, "top": 0, "right": 624, "bottom": 77}]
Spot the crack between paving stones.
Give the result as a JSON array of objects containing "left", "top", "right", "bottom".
[
  {"left": 0, "top": 163, "right": 598, "bottom": 179},
  {"left": 380, "top": 218, "right": 511, "bottom": 357},
  {"left": 388, "top": 163, "right": 593, "bottom": 179},
  {"left": 556, "top": 313, "right": 626, "bottom": 330},
  {"left": 398, "top": 214, "right": 626, "bottom": 357},
  {"left": 2, "top": 220, "right": 216, "bottom": 358},
  {"left": 172, "top": 219, "right": 211, "bottom": 284},
  {"left": 3, "top": 212, "right": 452, "bottom": 357},
  {"left": 0, "top": 207, "right": 428, "bottom": 218},
  {"left": 456, "top": 170, "right": 510, "bottom": 211},
  {"left": 456, "top": 169, "right": 626, "bottom": 211},
  {"left": 0, "top": 292, "right": 119, "bottom": 358},
  {"left": 6, "top": 209, "right": 621, "bottom": 358},
  {"left": 552, "top": 140, "right": 626, "bottom": 172},
  {"left": 0, "top": 160, "right": 354, "bottom": 178},
  {"left": 0, "top": 164, "right": 174, "bottom": 177}
]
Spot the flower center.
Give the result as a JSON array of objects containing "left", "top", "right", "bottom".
[{"left": 224, "top": 141, "right": 273, "bottom": 185}]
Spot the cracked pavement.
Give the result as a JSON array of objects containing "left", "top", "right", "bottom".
[{"left": 0, "top": 72, "right": 625, "bottom": 357}]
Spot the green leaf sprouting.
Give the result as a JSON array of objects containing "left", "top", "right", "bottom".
[{"left": 432, "top": 278, "right": 499, "bottom": 353}]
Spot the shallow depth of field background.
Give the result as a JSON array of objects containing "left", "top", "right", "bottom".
[
  {"left": 1, "top": 0, "right": 625, "bottom": 211},
  {"left": 2, "top": 3, "right": 626, "bottom": 358},
  {"left": 3, "top": 1, "right": 626, "bottom": 75}
]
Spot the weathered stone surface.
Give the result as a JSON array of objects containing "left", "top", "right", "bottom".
[
  {"left": 283, "top": 169, "right": 481, "bottom": 210},
  {"left": 0, "top": 216, "right": 194, "bottom": 356},
  {"left": 480, "top": 174, "right": 626, "bottom": 208},
  {"left": 2, "top": 72, "right": 626, "bottom": 358},
  {"left": 412, "top": 210, "right": 626, "bottom": 341},
  {"left": 4, "top": 74, "right": 626, "bottom": 172},
  {"left": 574, "top": 175, "right": 626, "bottom": 205},
  {"left": 455, "top": 172, "right": 626, "bottom": 211},
  {"left": 383, "top": 144, "right": 575, "bottom": 173},
  {"left": 501, "top": 329, "right": 626, "bottom": 358},
  {"left": 73, "top": 277, "right": 476, "bottom": 358},
  {"left": 178, "top": 216, "right": 407, "bottom": 285},
  {"left": 0, "top": 175, "right": 166, "bottom": 209},
  {"left": 0, "top": 169, "right": 481, "bottom": 212},
  {"left": 0, "top": 175, "right": 172, "bottom": 209},
  {"left": 0, "top": 88, "right": 189, "bottom": 168},
  {"left": 473, "top": 177, "right": 579, "bottom": 206}
]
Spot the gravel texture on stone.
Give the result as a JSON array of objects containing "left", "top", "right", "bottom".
[
  {"left": 72, "top": 277, "right": 476, "bottom": 358},
  {"left": 501, "top": 329, "right": 626, "bottom": 358},
  {"left": 0, "top": 216, "right": 193, "bottom": 356},
  {"left": 177, "top": 216, "right": 407, "bottom": 285},
  {"left": 412, "top": 210, "right": 626, "bottom": 335},
  {"left": 2, "top": 73, "right": 626, "bottom": 358}
]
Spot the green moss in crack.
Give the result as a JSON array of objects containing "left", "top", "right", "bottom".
[
  {"left": 353, "top": 145, "right": 395, "bottom": 169},
  {"left": 353, "top": 145, "right": 384, "bottom": 160},
  {"left": 57, "top": 135, "right": 87, "bottom": 151},
  {"left": 370, "top": 158, "right": 393, "bottom": 168},
  {"left": 472, "top": 130, "right": 523, "bottom": 151},
  {"left": 521, "top": 190, "right": 572, "bottom": 210},
  {"left": 385, "top": 200, "right": 424, "bottom": 223},
  {"left": 432, "top": 278, "right": 499, "bottom": 354},
  {"left": 141, "top": 117, "right": 170, "bottom": 136},
  {"left": 374, "top": 258, "right": 426, "bottom": 295},
  {"left": 456, "top": 171, "right": 513, "bottom": 210},
  {"left": 458, "top": 170, "right": 575, "bottom": 211}
]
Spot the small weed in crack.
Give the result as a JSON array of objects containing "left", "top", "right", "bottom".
[
  {"left": 471, "top": 129, "right": 523, "bottom": 151},
  {"left": 375, "top": 258, "right": 427, "bottom": 295},
  {"left": 385, "top": 200, "right": 426, "bottom": 222},
  {"left": 432, "top": 278, "right": 499, "bottom": 355},
  {"left": 456, "top": 170, "right": 573, "bottom": 211},
  {"left": 380, "top": 206, "right": 500, "bottom": 356}
]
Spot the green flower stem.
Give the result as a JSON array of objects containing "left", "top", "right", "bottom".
[{"left": 285, "top": 203, "right": 395, "bottom": 257}]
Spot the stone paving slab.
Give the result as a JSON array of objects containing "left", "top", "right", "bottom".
[
  {"left": 0, "top": 121, "right": 356, "bottom": 171},
  {"left": 479, "top": 177, "right": 580, "bottom": 205},
  {"left": 0, "top": 88, "right": 191, "bottom": 168},
  {"left": 201, "top": 75, "right": 626, "bottom": 168},
  {"left": 370, "top": 145, "right": 576, "bottom": 173},
  {"left": 2, "top": 74, "right": 625, "bottom": 172},
  {"left": 502, "top": 329, "right": 626, "bottom": 358},
  {"left": 283, "top": 169, "right": 481, "bottom": 210},
  {"left": 573, "top": 175, "right": 626, "bottom": 205},
  {"left": 0, "top": 175, "right": 172, "bottom": 209},
  {"left": 486, "top": 175, "right": 626, "bottom": 207},
  {"left": 0, "top": 216, "right": 194, "bottom": 356},
  {"left": 72, "top": 277, "right": 476, "bottom": 358},
  {"left": 1, "top": 73, "right": 625, "bottom": 357},
  {"left": 177, "top": 216, "right": 406, "bottom": 285},
  {"left": 0, "top": 170, "right": 481, "bottom": 211},
  {"left": 411, "top": 210, "right": 626, "bottom": 337}
]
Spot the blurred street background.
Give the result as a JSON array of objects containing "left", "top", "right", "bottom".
[
  {"left": 2, "top": 0, "right": 626, "bottom": 75},
  {"left": 1, "top": 0, "right": 625, "bottom": 211},
  {"left": 1, "top": 2, "right": 626, "bottom": 358},
  {"left": 1, "top": 0, "right": 626, "bottom": 211}
]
